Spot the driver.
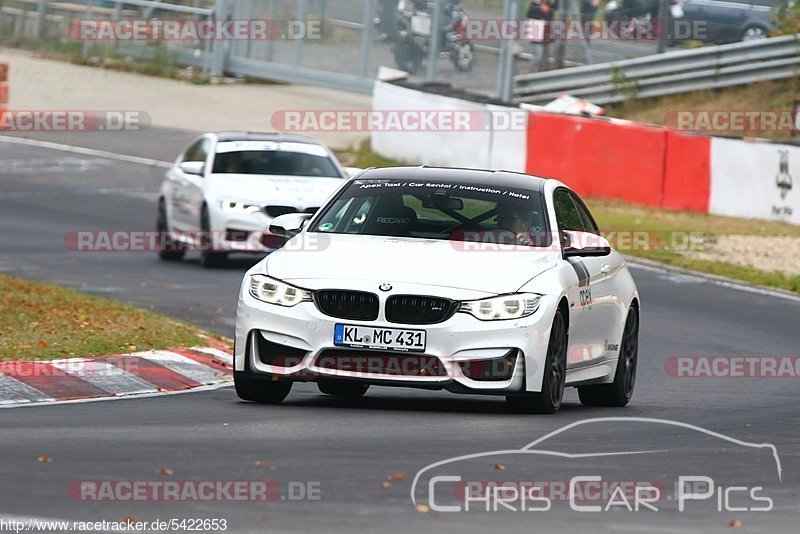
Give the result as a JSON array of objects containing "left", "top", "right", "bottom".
[{"left": 495, "top": 204, "right": 538, "bottom": 246}]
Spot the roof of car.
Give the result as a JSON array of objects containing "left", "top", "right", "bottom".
[
  {"left": 356, "top": 166, "right": 549, "bottom": 192},
  {"left": 213, "top": 131, "right": 321, "bottom": 144}
]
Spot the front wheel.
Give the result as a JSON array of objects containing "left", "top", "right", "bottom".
[
  {"left": 156, "top": 201, "right": 185, "bottom": 262},
  {"left": 506, "top": 309, "right": 567, "bottom": 414},
  {"left": 234, "top": 370, "right": 292, "bottom": 404},
  {"left": 741, "top": 25, "right": 767, "bottom": 42},
  {"left": 578, "top": 306, "right": 639, "bottom": 407},
  {"left": 451, "top": 41, "right": 474, "bottom": 72},
  {"left": 199, "top": 206, "right": 227, "bottom": 268}
]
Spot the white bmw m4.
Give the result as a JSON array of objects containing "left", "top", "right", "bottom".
[
  {"left": 234, "top": 167, "right": 640, "bottom": 413},
  {"left": 157, "top": 131, "right": 349, "bottom": 268}
]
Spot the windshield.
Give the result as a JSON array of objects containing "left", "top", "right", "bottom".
[
  {"left": 211, "top": 150, "right": 342, "bottom": 177},
  {"left": 311, "top": 178, "right": 551, "bottom": 247}
]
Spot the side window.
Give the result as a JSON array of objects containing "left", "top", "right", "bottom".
[
  {"left": 183, "top": 138, "right": 210, "bottom": 163},
  {"left": 315, "top": 197, "right": 374, "bottom": 233},
  {"left": 346, "top": 198, "right": 373, "bottom": 232},
  {"left": 553, "top": 189, "right": 586, "bottom": 232},
  {"left": 570, "top": 193, "right": 599, "bottom": 234}
]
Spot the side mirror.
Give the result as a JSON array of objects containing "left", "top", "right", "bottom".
[
  {"left": 269, "top": 213, "right": 313, "bottom": 238},
  {"left": 179, "top": 161, "right": 205, "bottom": 176},
  {"left": 561, "top": 230, "right": 611, "bottom": 258}
]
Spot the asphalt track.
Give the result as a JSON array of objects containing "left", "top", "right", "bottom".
[{"left": 0, "top": 129, "right": 799, "bottom": 533}]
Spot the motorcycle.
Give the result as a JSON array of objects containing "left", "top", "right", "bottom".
[{"left": 391, "top": 0, "right": 475, "bottom": 75}]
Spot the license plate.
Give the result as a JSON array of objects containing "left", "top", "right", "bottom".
[{"left": 334, "top": 324, "right": 426, "bottom": 352}]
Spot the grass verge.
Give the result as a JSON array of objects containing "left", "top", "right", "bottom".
[
  {"left": 586, "top": 200, "right": 800, "bottom": 293},
  {"left": 606, "top": 77, "right": 800, "bottom": 143},
  {"left": 0, "top": 274, "right": 206, "bottom": 361}
]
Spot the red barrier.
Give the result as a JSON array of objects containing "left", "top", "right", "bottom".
[
  {"left": 526, "top": 111, "right": 712, "bottom": 211},
  {"left": 526, "top": 112, "right": 666, "bottom": 206},
  {"left": 0, "top": 62, "right": 7, "bottom": 129},
  {"left": 661, "top": 130, "right": 710, "bottom": 212}
]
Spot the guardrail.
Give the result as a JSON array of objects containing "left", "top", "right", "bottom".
[{"left": 513, "top": 34, "right": 800, "bottom": 105}]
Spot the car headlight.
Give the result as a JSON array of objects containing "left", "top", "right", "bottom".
[
  {"left": 221, "top": 199, "right": 261, "bottom": 214},
  {"left": 249, "top": 275, "right": 312, "bottom": 306},
  {"left": 459, "top": 293, "right": 541, "bottom": 321}
]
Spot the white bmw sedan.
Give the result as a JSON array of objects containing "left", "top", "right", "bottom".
[
  {"left": 157, "top": 131, "right": 349, "bottom": 267},
  {"left": 234, "top": 167, "right": 640, "bottom": 413}
]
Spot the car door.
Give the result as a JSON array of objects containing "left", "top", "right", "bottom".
[
  {"left": 169, "top": 137, "right": 210, "bottom": 231},
  {"left": 683, "top": 0, "right": 750, "bottom": 42},
  {"left": 552, "top": 189, "right": 616, "bottom": 368},
  {"left": 710, "top": 0, "right": 752, "bottom": 42},
  {"left": 569, "top": 191, "right": 625, "bottom": 362}
]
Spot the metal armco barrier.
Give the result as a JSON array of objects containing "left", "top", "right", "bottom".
[{"left": 514, "top": 34, "right": 800, "bottom": 105}]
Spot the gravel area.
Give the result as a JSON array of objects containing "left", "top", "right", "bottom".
[{"left": 685, "top": 235, "right": 800, "bottom": 277}]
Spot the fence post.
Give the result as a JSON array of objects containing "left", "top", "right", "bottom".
[
  {"left": 36, "top": 0, "right": 46, "bottom": 38},
  {"left": 425, "top": 0, "right": 443, "bottom": 81},
  {"left": 293, "top": 0, "right": 309, "bottom": 67},
  {"left": 357, "top": 0, "right": 375, "bottom": 79},
  {"left": 210, "top": 0, "right": 229, "bottom": 77},
  {"left": 496, "top": 0, "right": 519, "bottom": 101},
  {"left": 657, "top": 0, "right": 669, "bottom": 53},
  {"left": 82, "top": 0, "right": 95, "bottom": 61}
]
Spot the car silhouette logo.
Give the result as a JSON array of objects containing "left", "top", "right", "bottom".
[{"left": 776, "top": 149, "right": 793, "bottom": 200}]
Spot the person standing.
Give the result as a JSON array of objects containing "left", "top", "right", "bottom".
[{"left": 527, "top": 0, "right": 557, "bottom": 71}]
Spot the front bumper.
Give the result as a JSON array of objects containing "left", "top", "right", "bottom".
[
  {"left": 214, "top": 209, "right": 280, "bottom": 254},
  {"left": 234, "top": 284, "right": 558, "bottom": 394}
]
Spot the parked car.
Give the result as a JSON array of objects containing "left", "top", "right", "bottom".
[
  {"left": 679, "top": 0, "right": 776, "bottom": 42},
  {"left": 157, "top": 131, "right": 350, "bottom": 267},
  {"left": 233, "top": 166, "right": 641, "bottom": 414},
  {"left": 604, "top": 0, "right": 780, "bottom": 43}
]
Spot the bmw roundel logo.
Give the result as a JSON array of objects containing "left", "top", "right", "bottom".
[{"left": 379, "top": 283, "right": 392, "bottom": 292}]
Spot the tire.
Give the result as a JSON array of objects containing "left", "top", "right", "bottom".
[
  {"left": 317, "top": 380, "right": 370, "bottom": 398},
  {"left": 199, "top": 206, "right": 227, "bottom": 268},
  {"left": 741, "top": 25, "right": 767, "bottom": 42},
  {"left": 506, "top": 309, "right": 567, "bottom": 414},
  {"left": 234, "top": 369, "right": 292, "bottom": 404},
  {"left": 394, "top": 39, "right": 423, "bottom": 74},
  {"left": 578, "top": 306, "right": 639, "bottom": 407},
  {"left": 451, "top": 41, "right": 474, "bottom": 72},
  {"left": 156, "top": 201, "right": 185, "bottom": 262}
]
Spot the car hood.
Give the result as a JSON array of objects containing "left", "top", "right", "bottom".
[
  {"left": 205, "top": 173, "right": 344, "bottom": 208},
  {"left": 267, "top": 233, "right": 559, "bottom": 295}
]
